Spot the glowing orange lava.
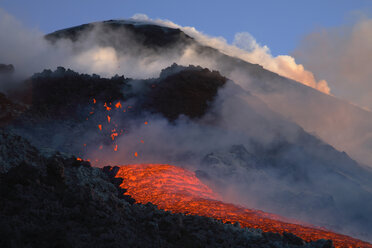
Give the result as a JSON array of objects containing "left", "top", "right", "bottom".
[
  {"left": 115, "top": 164, "right": 372, "bottom": 248},
  {"left": 111, "top": 132, "right": 118, "bottom": 140},
  {"left": 104, "top": 102, "right": 111, "bottom": 111},
  {"left": 115, "top": 101, "right": 122, "bottom": 109}
]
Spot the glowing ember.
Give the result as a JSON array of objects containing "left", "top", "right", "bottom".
[
  {"left": 115, "top": 101, "right": 122, "bottom": 108},
  {"left": 104, "top": 102, "right": 111, "bottom": 111},
  {"left": 115, "top": 164, "right": 372, "bottom": 248},
  {"left": 84, "top": 98, "right": 129, "bottom": 155},
  {"left": 111, "top": 132, "right": 118, "bottom": 140}
]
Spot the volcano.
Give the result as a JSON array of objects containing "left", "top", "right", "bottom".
[{"left": 1, "top": 18, "right": 372, "bottom": 247}]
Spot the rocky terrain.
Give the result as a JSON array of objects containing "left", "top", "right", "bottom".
[
  {"left": 8, "top": 64, "right": 226, "bottom": 121},
  {"left": 1, "top": 63, "right": 371, "bottom": 244},
  {"left": 0, "top": 128, "right": 333, "bottom": 248}
]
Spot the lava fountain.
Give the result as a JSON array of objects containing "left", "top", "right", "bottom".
[{"left": 114, "top": 164, "right": 372, "bottom": 248}]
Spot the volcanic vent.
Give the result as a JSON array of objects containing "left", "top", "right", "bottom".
[{"left": 113, "top": 164, "right": 372, "bottom": 248}]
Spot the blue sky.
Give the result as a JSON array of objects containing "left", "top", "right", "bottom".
[{"left": 1, "top": 0, "right": 371, "bottom": 56}]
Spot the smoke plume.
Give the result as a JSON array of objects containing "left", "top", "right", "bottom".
[{"left": 294, "top": 16, "right": 372, "bottom": 110}]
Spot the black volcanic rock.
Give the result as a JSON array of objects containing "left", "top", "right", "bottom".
[
  {"left": 0, "top": 128, "right": 333, "bottom": 248},
  {"left": 142, "top": 64, "right": 227, "bottom": 120},
  {"left": 0, "top": 129, "right": 42, "bottom": 174},
  {"left": 10, "top": 67, "right": 129, "bottom": 120},
  {"left": 9, "top": 64, "right": 226, "bottom": 123}
]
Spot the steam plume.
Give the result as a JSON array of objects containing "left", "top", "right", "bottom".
[
  {"left": 131, "top": 14, "right": 330, "bottom": 94},
  {"left": 294, "top": 16, "right": 372, "bottom": 109}
]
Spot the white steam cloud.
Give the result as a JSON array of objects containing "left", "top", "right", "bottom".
[{"left": 131, "top": 14, "right": 330, "bottom": 94}]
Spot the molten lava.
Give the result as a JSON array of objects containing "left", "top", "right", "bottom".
[
  {"left": 115, "top": 164, "right": 372, "bottom": 248},
  {"left": 115, "top": 101, "right": 122, "bottom": 109},
  {"left": 104, "top": 102, "right": 111, "bottom": 111}
]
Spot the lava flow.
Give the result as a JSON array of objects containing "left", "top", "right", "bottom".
[{"left": 114, "top": 164, "right": 372, "bottom": 248}]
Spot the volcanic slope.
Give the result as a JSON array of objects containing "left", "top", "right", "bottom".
[
  {"left": 46, "top": 19, "right": 372, "bottom": 167},
  {"left": 0, "top": 128, "right": 334, "bottom": 248},
  {"left": 5, "top": 63, "right": 372, "bottom": 243},
  {"left": 45, "top": 21, "right": 372, "bottom": 241},
  {"left": 1, "top": 19, "right": 372, "bottom": 248}
]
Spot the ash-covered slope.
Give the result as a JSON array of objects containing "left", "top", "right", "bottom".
[
  {"left": 46, "top": 19, "right": 372, "bottom": 167},
  {"left": 192, "top": 45, "right": 372, "bottom": 168},
  {"left": 0, "top": 128, "right": 333, "bottom": 248}
]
